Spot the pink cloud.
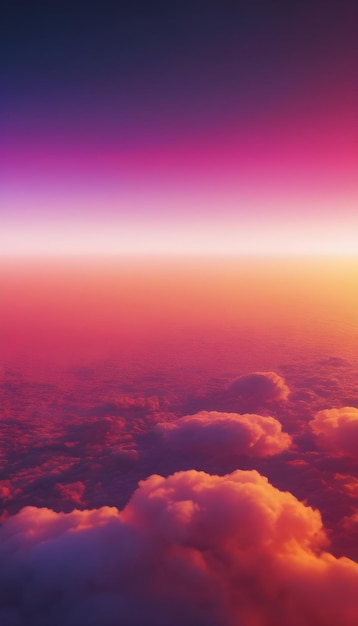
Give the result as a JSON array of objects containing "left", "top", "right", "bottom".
[
  {"left": 334, "top": 474, "right": 358, "bottom": 499},
  {"left": 157, "top": 411, "right": 291, "bottom": 458},
  {"left": 55, "top": 481, "right": 86, "bottom": 506},
  {"left": 229, "top": 371, "right": 290, "bottom": 403},
  {"left": 0, "top": 483, "right": 11, "bottom": 501}
]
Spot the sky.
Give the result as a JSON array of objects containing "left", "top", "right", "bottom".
[
  {"left": 1, "top": 0, "right": 357, "bottom": 255},
  {"left": 2, "top": 4, "right": 358, "bottom": 625}
]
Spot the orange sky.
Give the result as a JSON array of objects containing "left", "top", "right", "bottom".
[{"left": 2, "top": 257, "right": 358, "bottom": 373}]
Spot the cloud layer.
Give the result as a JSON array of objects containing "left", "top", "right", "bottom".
[{"left": 1, "top": 469, "right": 358, "bottom": 626}]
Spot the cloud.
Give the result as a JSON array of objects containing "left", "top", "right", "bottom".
[
  {"left": 309, "top": 407, "right": 358, "bottom": 458},
  {"left": 334, "top": 474, "right": 358, "bottom": 498},
  {"left": 182, "top": 371, "right": 291, "bottom": 415},
  {"left": 229, "top": 371, "right": 290, "bottom": 403},
  {"left": 1, "top": 469, "right": 358, "bottom": 625},
  {"left": 0, "top": 484, "right": 11, "bottom": 501},
  {"left": 55, "top": 481, "right": 86, "bottom": 506},
  {"left": 157, "top": 411, "right": 291, "bottom": 459}
]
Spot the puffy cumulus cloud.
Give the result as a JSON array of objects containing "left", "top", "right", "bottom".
[
  {"left": 157, "top": 411, "right": 291, "bottom": 458},
  {"left": 1, "top": 469, "right": 358, "bottom": 626},
  {"left": 229, "top": 371, "right": 290, "bottom": 404},
  {"left": 309, "top": 407, "right": 358, "bottom": 458},
  {"left": 180, "top": 372, "right": 291, "bottom": 426}
]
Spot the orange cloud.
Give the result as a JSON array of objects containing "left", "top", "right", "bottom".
[
  {"left": 309, "top": 407, "right": 358, "bottom": 458},
  {"left": 157, "top": 411, "right": 291, "bottom": 458},
  {"left": 1, "top": 469, "right": 358, "bottom": 625}
]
